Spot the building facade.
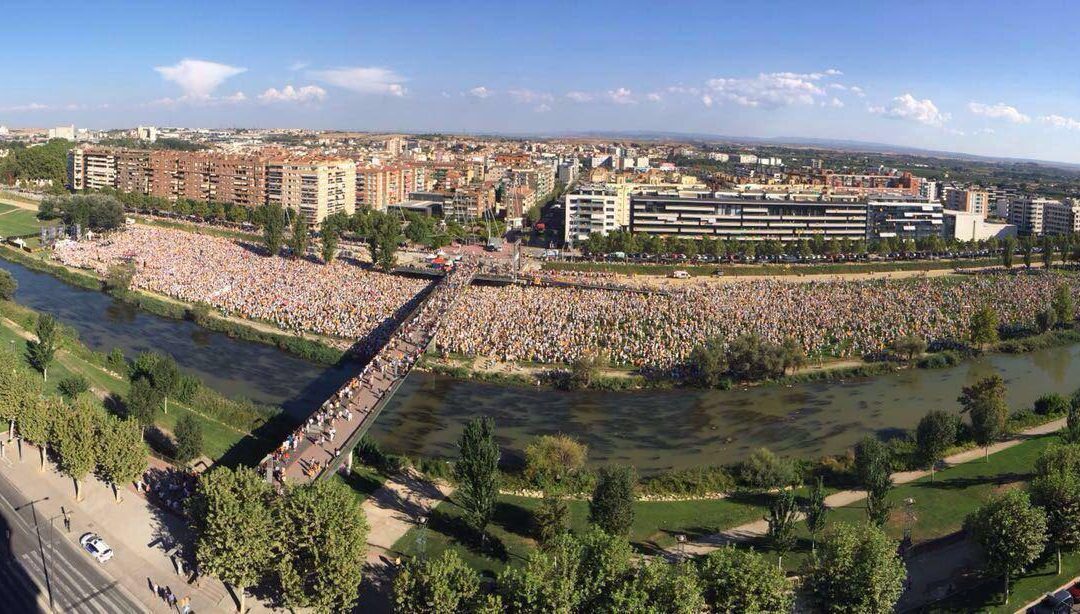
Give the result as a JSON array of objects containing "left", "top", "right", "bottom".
[
  {"left": 865, "top": 199, "right": 945, "bottom": 240},
  {"left": 1043, "top": 199, "right": 1080, "bottom": 235}
]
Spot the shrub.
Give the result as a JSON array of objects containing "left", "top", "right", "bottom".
[
  {"left": 56, "top": 374, "right": 90, "bottom": 399},
  {"left": 638, "top": 466, "right": 735, "bottom": 498},
  {"left": 106, "top": 347, "right": 126, "bottom": 373},
  {"left": 738, "top": 448, "right": 795, "bottom": 490},
  {"left": 1035, "top": 393, "right": 1071, "bottom": 416}
]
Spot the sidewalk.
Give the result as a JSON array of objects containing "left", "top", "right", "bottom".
[
  {"left": 0, "top": 440, "right": 256, "bottom": 613},
  {"left": 675, "top": 417, "right": 1067, "bottom": 556},
  {"left": 358, "top": 469, "right": 453, "bottom": 609}
]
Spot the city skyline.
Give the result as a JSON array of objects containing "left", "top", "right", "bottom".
[{"left": 6, "top": 1, "right": 1080, "bottom": 163}]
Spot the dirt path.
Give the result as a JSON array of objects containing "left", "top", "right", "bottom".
[{"left": 673, "top": 417, "right": 1067, "bottom": 557}]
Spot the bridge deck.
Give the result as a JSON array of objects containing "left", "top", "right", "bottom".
[{"left": 263, "top": 261, "right": 476, "bottom": 485}]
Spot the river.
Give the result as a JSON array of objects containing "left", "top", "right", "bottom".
[{"left": 3, "top": 256, "right": 1077, "bottom": 474}]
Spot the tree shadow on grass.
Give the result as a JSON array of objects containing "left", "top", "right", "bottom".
[
  {"left": 339, "top": 467, "right": 383, "bottom": 499},
  {"left": 428, "top": 507, "right": 510, "bottom": 563},
  {"left": 492, "top": 500, "right": 534, "bottom": 540},
  {"left": 912, "top": 472, "right": 1032, "bottom": 491}
]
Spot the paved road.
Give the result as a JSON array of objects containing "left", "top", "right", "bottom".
[{"left": 0, "top": 471, "right": 143, "bottom": 613}]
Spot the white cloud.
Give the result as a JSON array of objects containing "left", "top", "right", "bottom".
[
  {"left": 701, "top": 94, "right": 713, "bottom": 107},
  {"left": 973, "top": 127, "right": 996, "bottom": 135},
  {"left": 258, "top": 85, "right": 327, "bottom": 104},
  {"left": 967, "top": 101, "right": 1030, "bottom": 124},
  {"left": 606, "top": 87, "right": 635, "bottom": 104},
  {"left": 869, "top": 93, "right": 950, "bottom": 127},
  {"left": 288, "top": 61, "right": 309, "bottom": 71},
  {"left": 468, "top": 86, "right": 493, "bottom": 99},
  {"left": 703, "top": 70, "right": 840, "bottom": 108},
  {"left": 154, "top": 59, "right": 246, "bottom": 97},
  {"left": 825, "top": 97, "right": 844, "bottom": 108},
  {"left": 311, "top": 66, "right": 407, "bottom": 96},
  {"left": 0, "top": 102, "right": 50, "bottom": 112},
  {"left": 565, "top": 91, "right": 594, "bottom": 102},
  {"left": 1042, "top": 114, "right": 1080, "bottom": 131},
  {"left": 149, "top": 91, "right": 247, "bottom": 107},
  {"left": 645, "top": 92, "right": 663, "bottom": 102},
  {"left": 534, "top": 103, "right": 551, "bottom": 113},
  {"left": 508, "top": 89, "right": 553, "bottom": 104}
]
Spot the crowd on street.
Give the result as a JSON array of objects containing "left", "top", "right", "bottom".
[
  {"left": 138, "top": 466, "right": 196, "bottom": 517},
  {"left": 436, "top": 272, "right": 1080, "bottom": 368},
  {"left": 53, "top": 226, "right": 429, "bottom": 341}
]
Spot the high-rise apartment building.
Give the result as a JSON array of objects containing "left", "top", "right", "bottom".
[
  {"left": 944, "top": 189, "right": 991, "bottom": 217},
  {"left": 446, "top": 183, "right": 495, "bottom": 221},
  {"left": 1008, "top": 197, "right": 1054, "bottom": 235},
  {"left": 268, "top": 158, "right": 356, "bottom": 226},
  {"left": 1043, "top": 199, "right": 1080, "bottom": 235}
]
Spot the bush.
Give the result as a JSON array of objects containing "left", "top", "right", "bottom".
[
  {"left": 106, "top": 347, "right": 126, "bottom": 373},
  {"left": 1034, "top": 393, "right": 1071, "bottom": 416},
  {"left": 56, "top": 374, "right": 90, "bottom": 399},
  {"left": 639, "top": 466, "right": 734, "bottom": 498},
  {"left": 173, "top": 414, "right": 203, "bottom": 464},
  {"left": 0, "top": 270, "right": 17, "bottom": 300},
  {"left": 738, "top": 448, "right": 795, "bottom": 490},
  {"left": 174, "top": 374, "right": 199, "bottom": 403},
  {"left": 916, "top": 350, "right": 962, "bottom": 369}
]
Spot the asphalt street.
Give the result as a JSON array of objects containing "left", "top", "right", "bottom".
[{"left": 0, "top": 470, "right": 143, "bottom": 613}]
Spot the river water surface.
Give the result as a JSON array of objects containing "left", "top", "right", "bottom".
[{"left": 4, "top": 257, "right": 1077, "bottom": 474}]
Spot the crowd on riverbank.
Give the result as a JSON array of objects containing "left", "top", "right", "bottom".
[
  {"left": 52, "top": 226, "right": 429, "bottom": 342},
  {"left": 436, "top": 272, "right": 1080, "bottom": 368}
]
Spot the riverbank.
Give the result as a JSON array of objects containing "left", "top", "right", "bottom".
[
  {"left": 0, "top": 298, "right": 282, "bottom": 464},
  {"left": 0, "top": 243, "right": 348, "bottom": 365}
]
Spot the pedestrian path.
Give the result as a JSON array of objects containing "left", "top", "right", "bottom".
[{"left": 673, "top": 417, "right": 1067, "bottom": 556}]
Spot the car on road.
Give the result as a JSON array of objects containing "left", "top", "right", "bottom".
[{"left": 79, "top": 532, "right": 113, "bottom": 563}]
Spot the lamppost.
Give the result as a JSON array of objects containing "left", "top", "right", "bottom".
[
  {"left": 903, "top": 497, "right": 917, "bottom": 556},
  {"left": 415, "top": 515, "right": 428, "bottom": 562},
  {"left": 17, "top": 496, "right": 54, "bottom": 611},
  {"left": 676, "top": 534, "right": 687, "bottom": 561}
]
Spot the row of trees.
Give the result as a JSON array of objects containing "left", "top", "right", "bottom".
[
  {"left": 0, "top": 139, "right": 69, "bottom": 190},
  {"left": 257, "top": 204, "right": 407, "bottom": 270},
  {"left": 0, "top": 347, "right": 147, "bottom": 501},
  {"left": 188, "top": 466, "right": 369, "bottom": 612},
  {"left": 579, "top": 227, "right": 1080, "bottom": 263}
]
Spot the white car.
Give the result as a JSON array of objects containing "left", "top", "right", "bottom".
[{"left": 79, "top": 533, "right": 113, "bottom": 563}]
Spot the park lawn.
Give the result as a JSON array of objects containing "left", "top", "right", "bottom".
[
  {"left": 0, "top": 207, "right": 52, "bottom": 237},
  {"left": 392, "top": 492, "right": 772, "bottom": 575},
  {"left": 334, "top": 465, "right": 387, "bottom": 505}
]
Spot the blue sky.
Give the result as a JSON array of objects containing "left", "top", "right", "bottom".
[{"left": 4, "top": 0, "right": 1080, "bottom": 162}]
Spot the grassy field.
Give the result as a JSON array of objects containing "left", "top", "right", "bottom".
[
  {"left": 541, "top": 257, "right": 1001, "bottom": 277},
  {"left": 392, "top": 491, "right": 778, "bottom": 575},
  {"left": 0, "top": 202, "right": 52, "bottom": 237}
]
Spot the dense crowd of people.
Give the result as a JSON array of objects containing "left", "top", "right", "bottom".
[
  {"left": 138, "top": 466, "right": 196, "bottom": 516},
  {"left": 53, "top": 226, "right": 429, "bottom": 341},
  {"left": 436, "top": 273, "right": 1080, "bottom": 368}
]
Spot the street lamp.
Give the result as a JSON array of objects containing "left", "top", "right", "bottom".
[
  {"left": 676, "top": 534, "right": 687, "bottom": 561},
  {"left": 415, "top": 514, "right": 429, "bottom": 562}
]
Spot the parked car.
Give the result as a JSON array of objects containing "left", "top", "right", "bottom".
[
  {"left": 1028, "top": 589, "right": 1073, "bottom": 613},
  {"left": 669, "top": 270, "right": 690, "bottom": 279},
  {"left": 79, "top": 533, "right": 114, "bottom": 563}
]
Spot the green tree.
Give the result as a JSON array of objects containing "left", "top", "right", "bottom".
[
  {"left": 272, "top": 479, "right": 369, "bottom": 612},
  {"left": 288, "top": 216, "right": 309, "bottom": 258},
  {"left": 524, "top": 433, "right": 587, "bottom": 489},
  {"left": 567, "top": 350, "right": 607, "bottom": 389},
  {"left": 959, "top": 375, "right": 1009, "bottom": 460},
  {"left": 104, "top": 261, "right": 135, "bottom": 294},
  {"left": 739, "top": 447, "right": 795, "bottom": 491},
  {"left": 590, "top": 465, "right": 636, "bottom": 536},
  {"left": 1036, "top": 308, "right": 1058, "bottom": 333},
  {"left": 27, "top": 313, "right": 59, "bottom": 381},
  {"left": 576, "top": 527, "right": 634, "bottom": 611},
  {"left": 174, "top": 414, "right": 203, "bottom": 465},
  {"left": 96, "top": 414, "right": 147, "bottom": 502},
  {"left": 18, "top": 395, "right": 56, "bottom": 470},
  {"left": 259, "top": 202, "right": 287, "bottom": 256},
  {"left": 697, "top": 546, "right": 793, "bottom": 613},
  {"left": 533, "top": 491, "right": 570, "bottom": 546},
  {"left": 969, "top": 305, "right": 999, "bottom": 346},
  {"left": 1020, "top": 236, "right": 1034, "bottom": 268},
  {"left": 189, "top": 467, "right": 276, "bottom": 614},
  {"left": 1052, "top": 284, "right": 1075, "bottom": 325},
  {"left": 56, "top": 374, "right": 90, "bottom": 400},
  {"left": 0, "top": 269, "right": 17, "bottom": 300},
  {"left": 497, "top": 532, "right": 582, "bottom": 613},
  {"left": 52, "top": 397, "right": 101, "bottom": 501},
  {"left": 916, "top": 410, "right": 960, "bottom": 481},
  {"left": 149, "top": 354, "right": 180, "bottom": 414},
  {"left": 855, "top": 437, "right": 893, "bottom": 526},
  {"left": 1030, "top": 472, "right": 1080, "bottom": 575},
  {"left": 1064, "top": 404, "right": 1080, "bottom": 444},
  {"left": 1042, "top": 236, "right": 1055, "bottom": 269},
  {"left": 803, "top": 522, "right": 906, "bottom": 614},
  {"left": 1001, "top": 236, "right": 1016, "bottom": 269},
  {"left": 965, "top": 489, "right": 1048, "bottom": 604},
  {"left": 687, "top": 337, "right": 729, "bottom": 388},
  {"left": 321, "top": 227, "right": 340, "bottom": 264},
  {"left": 804, "top": 477, "right": 829, "bottom": 553},
  {"left": 393, "top": 550, "right": 481, "bottom": 614},
  {"left": 124, "top": 377, "right": 163, "bottom": 428},
  {"left": 891, "top": 334, "right": 927, "bottom": 362},
  {"left": 766, "top": 488, "right": 799, "bottom": 568},
  {"left": 453, "top": 417, "right": 500, "bottom": 538},
  {"left": 609, "top": 559, "right": 705, "bottom": 614}
]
